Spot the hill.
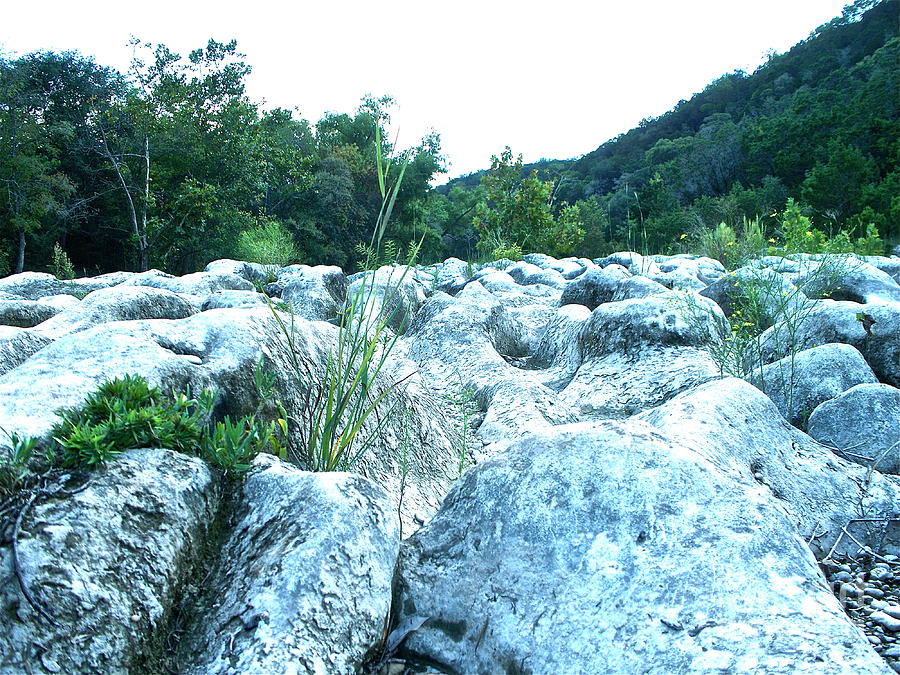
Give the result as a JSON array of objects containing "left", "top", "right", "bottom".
[{"left": 439, "top": 0, "right": 899, "bottom": 259}]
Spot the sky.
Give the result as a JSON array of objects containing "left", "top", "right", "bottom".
[{"left": 2, "top": 0, "right": 852, "bottom": 182}]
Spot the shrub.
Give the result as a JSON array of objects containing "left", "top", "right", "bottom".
[
  {"left": 50, "top": 243, "right": 76, "bottom": 280},
  {"left": 236, "top": 219, "right": 299, "bottom": 267}
]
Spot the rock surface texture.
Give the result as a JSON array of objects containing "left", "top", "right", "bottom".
[{"left": 0, "top": 251, "right": 897, "bottom": 674}]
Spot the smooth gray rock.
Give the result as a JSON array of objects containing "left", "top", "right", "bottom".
[
  {"left": 637, "top": 377, "right": 900, "bottom": 559},
  {"left": 396, "top": 421, "right": 889, "bottom": 675},
  {"left": 560, "top": 265, "right": 667, "bottom": 309},
  {"left": 0, "top": 272, "right": 114, "bottom": 300},
  {"left": 758, "top": 300, "right": 900, "bottom": 387},
  {"left": 701, "top": 267, "right": 812, "bottom": 329},
  {"left": 556, "top": 294, "right": 723, "bottom": 418},
  {"left": 0, "top": 299, "right": 61, "bottom": 327},
  {"left": 750, "top": 343, "right": 878, "bottom": 427},
  {"left": 795, "top": 258, "right": 900, "bottom": 304},
  {"left": 528, "top": 303, "right": 591, "bottom": 388},
  {"left": 121, "top": 270, "right": 254, "bottom": 295},
  {"left": 200, "top": 290, "right": 270, "bottom": 311},
  {"left": 808, "top": 383, "right": 900, "bottom": 474},
  {"left": 346, "top": 265, "right": 423, "bottom": 332},
  {"left": 180, "top": 455, "right": 398, "bottom": 675},
  {"left": 0, "top": 327, "right": 51, "bottom": 377},
  {"left": 0, "top": 448, "right": 218, "bottom": 675},
  {"left": 204, "top": 258, "right": 274, "bottom": 284},
  {"left": 429, "top": 258, "right": 472, "bottom": 295},
  {"left": 267, "top": 264, "right": 347, "bottom": 321},
  {"left": 32, "top": 285, "right": 200, "bottom": 339}
]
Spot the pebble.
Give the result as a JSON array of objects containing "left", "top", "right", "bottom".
[
  {"left": 823, "top": 554, "right": 900, "bottom": 667},
  {"left": 872, "top": 611, "right": 900, "bottom": 632}
]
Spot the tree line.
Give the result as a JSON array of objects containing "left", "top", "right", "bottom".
[{"left": 0, "top": 40, "right": 446, "bottom": 275}]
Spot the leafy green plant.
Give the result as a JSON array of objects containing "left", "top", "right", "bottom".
[
  {"left": 0, "top": 429, "right": 36, "bottom": 496},
  {"left": 49, "top": 243, "right": 75, "bottom": 280},
  {"left": 236, "top": 219, "right": 299, "bottom": 267},
  {"left": 51, "top": 375, "right": 211, "bottom": 467},
  {"left": 271, "top": 122, "right": 415, "bottom": 472},
  {"left": 49, "top": 368, "right": 286, "bottom": 472}
]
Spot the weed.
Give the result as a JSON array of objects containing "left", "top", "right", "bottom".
[
  {"left": 270, "top": 121, "right": 416, "bottom": 472},
  {"left": 446, "top": 387, "right": 478, "bottom": 478},
  {"left": 50, "top": 244, "right": 76, "bottom": 280},
  {"left": 679, "top": 254, "right": 854, "bottom": 418},
  {"left": 0, "top": 429, "right": 36, "bottom": 496},
  {"left": 47, "top": 366, "right": 286, "bottom": 473}
]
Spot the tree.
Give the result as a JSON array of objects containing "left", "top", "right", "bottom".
[
  {"left": 473, "top": 147, "right": 584, "bottom": 257},
  {"left": 0, "top": 54, "right": 79, "bottom": 273}
]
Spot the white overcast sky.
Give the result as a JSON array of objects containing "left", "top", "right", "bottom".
[{"left": 2, "top": 0, "right": 850, "bottom": 181}]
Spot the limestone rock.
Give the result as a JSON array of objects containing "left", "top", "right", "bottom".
[
  {"left": 396, "top": 421, "right": 889, "bottom": 675},
  {"left": 180, "top": 455, "right": 398, "bottom": 675},
  {"left": 0, "top": 448, "right": 218, "bottom": 675},
  {"left": 0, "top": 327, "right": 51, "bottom": 377},
  {"left": 750, "top": 343, "right": 878, "bottom": 427},
  {"left": 0, "top": 299, "right": 62, "bottom": 328},
  {"left": 807, "top": 383, "right": 900, "bottom": 474}
]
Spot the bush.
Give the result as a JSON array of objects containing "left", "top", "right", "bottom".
[
  {"left": 236, "top": 220, "right": 299, "bottom": 267},
  {"left": 50, "top": 243, "right": 76, "bottom": 280}
]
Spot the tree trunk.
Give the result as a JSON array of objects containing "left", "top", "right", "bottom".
[
  {"left": 139, "top": 136, "right": 150, "bottom": 271},
  {"left": 15, "top": 227, "right": 25, "bottom": 274}
]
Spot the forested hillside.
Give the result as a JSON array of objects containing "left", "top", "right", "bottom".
[{"left": 439, "top": 0, "right": 899, "bottom": 261}]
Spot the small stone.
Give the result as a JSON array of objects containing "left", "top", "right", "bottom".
[
  {"left": 833, "top": 571, "right": 853, "bottom": 583},
  {"left": 872, "top": 611, "right": 900, "bottom": 632},
  {"left": 870, "top": 635, "right": 884, "bottom": 645},
  {"left": 866, "top": 588, "right": 887, "bottom": 599},
  {"left": 872, "top": 600, "right": 890, "bottom": 610},
  {"left": 883, "top": 646, "right": 900, "bottom": 657},
  {"left": 884, "top": 605, "right": 900, "bottom": 620}
]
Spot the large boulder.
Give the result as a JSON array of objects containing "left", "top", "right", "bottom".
[
  {"left": 200, "top": 290, "right": 270, "bottom": 311},
  {"left": 121, "top": 270, "right": 254, "bottom": 296},
  {"left": 757, "top": 300, "right": 900, "bottom": 387},
  {"left": 0, "top": 327, "right": 51, "bottom": 377},
  {"left": 807, "top": 383, "right": 900, "bottom": 474},
  {"left": 750, "top": 343, "right": 878, "bottom": 427},
  {"left": 204, "top": 258, "right": 274, "bottom": 284},
  {"left": 0, "top": 272, "right": 114, "bottom": 300},
  {"left": 430, "top": 258, "right": 472, "bottom": 295},
  {"left": 0, "top": 308, "right": 324, "bottom": 444},
  {"left": 180, "top": 455, "right": 398, "bottom": 675},
  {"left": 700, "top": 266, "right": 811, "bottom": 329},
  {"left": 395, "top": 421, "right": 890, "bottom": 675},
  {"left": 346, "top": 265, "right": 424, "bottom": 332},
  {"left": 636, "top": 377, "right": 900, "bottom": 558},
  {"left": 558, "top": 294, "right": 723, "bottom": 419},
  {"left": 795, "top": 258, "right": 900, "bottom": 304},
  {"left": 267, "top": 264, "right": 347, "bottom": 321},
  {"left": 0, "top": 299, "right": 62, "bottom": 328},
  {"left": 32, "top": 285, "right": 200, "bottom": 339},
  {"left": 560, "top": 264, "right": 667, "bottom": 309},
  {"left": 0, "top": 448, "right": 218, "bottom": 675}
]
